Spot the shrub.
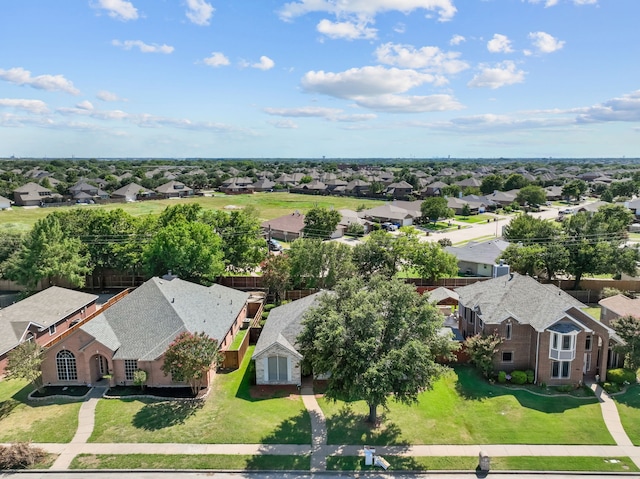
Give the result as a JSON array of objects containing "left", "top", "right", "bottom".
[
  {"left": 525, "top": 369, "right": 535, "bottom": 384},
  {"left": 511, "top": 370, "right": 527, "bottom": 385},
  {"left": 607, "top": 368, "right": 637, "bottom": 385},
  {"left": 556, "top": 384, "right": 573, "bottom": 393},
  {"left": 0, "top": 443, "right": 47, "bottom": 470},
  {"left": 263, "top": 303, "right": 276, "bottom": 312},
  {"left": 497, "top": 371, "right": 507, "bottom": 383},
  {"left": 602, "top": 382, "right": 620, "bottom": 394}
]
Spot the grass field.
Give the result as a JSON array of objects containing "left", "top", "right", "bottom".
[
  {"left": 0, "top": 192, "right": 386, "bottom": 231},
  {"left": 326, "top": 456, "right": 638, "bottom": 472},
  {"left": 70, "top": 453, "right": 310, "bottom": 470},
  {"left": 613, "top": 384, "right": 640, "bottom": 445},
  {"left": 89, "top": 346, "right": 311, "bottom": 444},
  {"left": 454, "top": 214, "right": 494, "bottom": 224},
  {"left": 0, "top": 379, "right": 81, "bottom": 443},
  {"left": 319, "top": 366, "right": 613, "bottom": 446}
]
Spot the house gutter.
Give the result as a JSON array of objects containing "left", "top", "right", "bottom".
[{"left": 535, "top": 330, "right": 540, "bottom": 384}]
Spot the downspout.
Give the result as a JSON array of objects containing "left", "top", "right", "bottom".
[{"left": 535, "top": 331, "right": 540, "bottom": 384}]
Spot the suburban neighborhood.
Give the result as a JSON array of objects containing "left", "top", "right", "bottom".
[{"left": 1, "top": 158, "right": 640, "bottom": 474}]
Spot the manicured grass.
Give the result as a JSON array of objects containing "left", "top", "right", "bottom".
[
  {"left": 612, "top": 384, "right": 640, "bottom": 445},
  {"left": 326, "top": 456, "right": 638, "bottom": 472},
  {"left": 89, "top": 346, "right": 311, "bottom": 444},
  {"left": 422, "top": 222, "right": 456, "bottom": 231},
  {"left": 0, "top": 192, "right": 385, "bottom": 231},
  {"left": 70, "top": 453, "right": 310, "bottom": 470},
  {"left": 0, "top": 379, "right": 81, "bottom": 443},
  {"left": 453, "top": 234, "right": 496, "bottom": 246},
  {"left": 230, "top": 329, "right": 248, "bottom": 350},
  {"left": 454, "top": 214, "right": 493, "bottom": 224},
  {"left": 319, "top": 366, "right": 614, "bottom": 445},
  {"left": 582, "top": 306, "right": 602, "bottom": 320}
]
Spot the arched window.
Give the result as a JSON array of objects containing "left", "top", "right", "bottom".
[{"left": 56, "top": 350, "right": 77, "bottom": 381}]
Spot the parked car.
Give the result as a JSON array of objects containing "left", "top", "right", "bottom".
[
  {"left": 381, "top": 222, "right": 398, "bottom": 231},
  {"left": 267, "top": 239, "right": 283, "bottom": 251}
]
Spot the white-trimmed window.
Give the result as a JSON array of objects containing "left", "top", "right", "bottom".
[
  {"left": 552, "top": 360, "right": 570, "bottom": 379},
  {"left": 49, "top": 324, "right": 56, "bottom": 336},
  {"left": 124, "top": 360, "right": 137, "bottom": 381},
  {"left": 267, "top": 356, "right": 288, "bottom": 382},
  {"left": 56, "top": 350, "right": 77, "bottom": 381},
  {"left": 585, "top": 335, "right": 592, "bottom": 351},
  {"left": 549, "top": 331, "right": 577, "bottom": 361},
  {"left": 502, "top": 351, "right": 513, "bottom": 363}
]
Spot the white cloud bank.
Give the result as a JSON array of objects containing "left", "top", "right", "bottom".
[
  {"left": 0, "top": 67, "right": 80, "bottom": 95},
  {"left": 526, "top": 0, "right": 597, "bottom": 7},
  {"left": 0, "top": 98, "right": 49, "bottom": 114},
  {"left": 252, "top": 56, "right": 275, "bottom": 70},
  {"left": 487, "top": 34, "right": 514, "bottom": 54},
  {"left": 316, "top": 19, "right": 377, "bottom": 40},
  {"left": 375, "top": 42, "right": 469, "bottom": 75},
  {"left": 185, "top": 0, "right": 214, "bottom": 26},
  {"left": 112, "top": 40, "right": 174, "bottom": 54},
  {"left": 528, "top": 31, "right": 565, "bottom": 54},
  {"left": 92, "top": 0, "right": 139, "bottom": 21},
  {"left": 468, "top": 61, "right": 526, "bottom": 89}
]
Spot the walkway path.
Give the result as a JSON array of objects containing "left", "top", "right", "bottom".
[{"left": 31, "top": 378, "right": 640, "bottom": 472}]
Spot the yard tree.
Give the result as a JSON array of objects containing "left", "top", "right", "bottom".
[
  {"left": 143, "top": 220, "right": 225, "bottom": 285},
  {"left": 516, "top": 185, "right": 547, "bottom": 208},
  {"left": 6, "top": 341, "right": 45, "bottom": 393},
  {"left": 162, "top": 331, "right": 221, "bottom": 395},
  {"left": 261, "top": 253, "right": 291, "bottom": 305},
  {"left": 420, "top": 197, "right": 454, "bottom": 225},
  {"left": 611, "top": 315, "right": 640, "bottom": 370},
  {"left": 410, "top": 242, "right": 459, "bottom": 281},
  {"left": 303, "top": 206, "right": 341, "bottom": 239},
  {"left": 561, "top": 179, "right": 587, "bottom": 202},
  {"left": 0, "top": 230, "right": 24, "bottom": 277},
  {"left": 288, "top": 238, "right": 354, "bottom": 289},
  {"left": 460, "top": 203, "right": 471, "bottom": 217},
  {"left": 503, "top": 173, "right": 529, "bottom": 191},
  {"left": 158, "top": 203, "right": 203, "bottom": 226},
  {"left": 352, "top": 230, "right": 404, "bottom": 279},
  {"left": 298, "top": 275, "right": 455, "bottom": 424},
  {"left": 480, "top": 174, "right": 504, "bottom": 195},
  {"left": 464, "top": 331, "right": 503, "bottom": 378},
  {"left": 3, "top": 214, "right": 90, "bottom": 288}
]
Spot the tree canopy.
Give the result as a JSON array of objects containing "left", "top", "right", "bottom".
[
  {"left": 6, "top": 341, "right": 45, "bottom": 393},
  {"left": 303, "top": 206, "right": 341, "bottom": 239},
  {"left": 420, "top": 197, "right": 454, "bottom": 224},
  {"left": 612, "top": 315, "right": 640, "bottom": 371},
  {"left": 298, "top": 275, "right": 456, "bottom": 423}
]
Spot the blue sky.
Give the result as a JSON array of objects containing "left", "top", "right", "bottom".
[{"left": 1, "top": 0, "right": 639, "bottom": 159}]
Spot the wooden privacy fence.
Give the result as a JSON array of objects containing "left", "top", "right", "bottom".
[{"left": 221, "top": 297, "right": 265, "bottom": 370}]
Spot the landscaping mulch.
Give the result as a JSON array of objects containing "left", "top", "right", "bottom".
[
  {"left": 249, "top": 385, "right": 299, "bottom": 399},
  {"left": 106, "top": 386, "right": 202, "bottom": 399},
  {"left": 30, "top": 386, "right": 91, "bottom": 398}
]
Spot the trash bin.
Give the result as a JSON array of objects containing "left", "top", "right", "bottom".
[
  {"left": 364, "top": 446, "right": 375, "bottom": 466},
  {"left": 479, "top": 450, "right": 490, "bottom": 472}
]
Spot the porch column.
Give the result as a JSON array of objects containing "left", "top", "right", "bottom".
[{"left": 599, "top": 336, "right": 609, "bottom": 383}]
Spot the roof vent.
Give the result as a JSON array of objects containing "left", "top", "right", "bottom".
[{"left": 162, "top": 270, "right": 178, "bottom": 281}]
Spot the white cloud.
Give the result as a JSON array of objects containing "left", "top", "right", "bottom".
[
  {"left": 487, "top": 34, "right": 513, "bottom": 53},
  {"left": 112, "top": 40, "right": 174, "bottom": 54},
  {"left": 528, "top": 31, "right": 565, "bottom": 54},
  {"left": 97, "top": 90, "right": 125, "bottom": 102},
  {"left": 526, "top": 0, "right": 597, "bottom": 6},
  {"left": 268, "top": 119, "right": 299, "bottom": 129},
  {"left": 468, "top": 61, "right": 526, "bottom": 89},
  {"left": 375, "top": 42, "right": 469, "bottom": 75},
  {"left": 252, "top": 56, "right": 275, "bottom": 70},
  {"left": 428, "top": 113, "right": 572, "bottom": 132},
  {"left": 93, "top": 0, "right": 139, "bottom": 21},
  {"left": 185, "top": 0, "right": 214, "bottom": 26},
  {"left": 353, "top": 93, "right": 463, "bottom": 113},
  {"left": 203, "top": 52, "right": 230, "bottom": 67},
  {"left": 76, "top": 100, "right": 94, "bottom": 110},
  {"left": 576, "top": 90, "right": 640, "bottom": 123},
  {"left": 279, "top": 0, "right": 457, "bottom": 23},
  {"left": 264, "top": 106, "right": 376, "bottom": 121},
  {"left": 450, "top": 34, "right": 465, "bottom": 46},
  {"left": 301, "top": 65, "right": 435, "bottom": 99},
  {"left": 0, "top": 67, "right": 80, "bottom": 95},
  {"left": 0, "top": 98, "right": 49, "bottom": 114},
  {"left": 317, "top": 19, "right": 377, "bottom": 40}
]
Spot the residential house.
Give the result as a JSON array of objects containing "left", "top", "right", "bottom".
[
  {"left": 262, "top": 211, "right": 306, "bottom": 242},
  {"left": 483, "top": 189, "right": 519, "bottom": 207},
  {"left": 69, "top": 181, "right": 110, "bottom": 203},
  {"left": 0, "top": 195, "right": 12, "bottom": 210},
  {"left": 445, "top": 239, "right": 509, "bottom": 276},
  {"left": 455, "top": 177, "right": 482, "bottom": 189},
  {"left": 252, "top": 292, "right": 324, "bottom": 386},
  {"left": 252, "top": 178, "right": 275, "bottom": 192},
  {"left": 446, "top": 197, "right": 478, "bottom": 215},
  {"left": 12, "top": 182, "right": 62, "bottom": 206},
  {"left": 384, "top": 181, "right": 413, "bottom": 199},
  {"left": 111, "top": 182, "right": 154, "bottom": 202},
  {"left": 41, "top": 276, "right": 250, "bottom": 388},
  {"left": 0, "top": 287, "right": 98, "bottom": 375},
  {"left": 220, "top": 177, "right": 255, "bottom": 194},
  {"left": 155, "top": 180, "right": 193, "bottom": 198},
  {"left": 345, "top": 179, "right": 371, "bottom": 197},
  {"left": 421, "top": 181, "right": 447, "bottom": 197},
  {"left": 456, "top": 272, "right": 622, "bottom": 384},
  {"left": 598, "top": 294, "right": 640, "bottom": 326},
  {"left": 338, "top": 209, "right": 372, "bottom": 235},
  {"left": 361, "top": 204, "right": 418, "bottom": 227}
]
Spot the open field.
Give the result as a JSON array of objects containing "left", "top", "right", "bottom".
[
  {"left": 0, "top": 379, "right": 81, "bottom": 443},
  {"left": 0, "top": 192, "right": 386, "bottom": 231},
  {"left": 319, "top": 366, "right": 613, "bottom": 445},
  {"left": 89, "top": 346, "right": 311, "bottom": 444}
]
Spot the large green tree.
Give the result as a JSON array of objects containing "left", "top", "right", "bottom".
[
  {"left": 420, "top": 197, "right": 454, "bottom": 224},
  {"left": 352, "top": 230, "right": 405, "bottom": 278},
  {"left": 143, "top": 221, "right": 225, "bottom": 284},
  {"left": 410, "top": 242, "right": 459, "bottom": 281},
  {"left": 303, "top": 206, "right": 341, "bottom": 239},
  {"left": 288, "top": 238, "right": 354, "bottom": 289},
  {"left": 504, "top": 174, "right": 529, "bottom": 191},
  {"left": 261, "top": 253, "right": 291, "bottom": 305},
  {"left": 298, "top": 275, "right": 455, "bottom": 423},
  {"left": 480, "top": 174, "right": 504, "bottom": 195},
  {"left": 6, "top": 341, "right": 45, "bottom": 393},
  {"left": 612, "top": 315, "right": 640, "bottom": 371},
  {"left": 561, "top": 179, "right": 587, "bottom": 202},
  {"left": 516, "top": 185, "right": 547, "bottom": 207}
]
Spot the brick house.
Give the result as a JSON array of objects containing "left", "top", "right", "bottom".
[
  {"left": 0, "top": 287, "right": 98, "bottom": 376},
  {"left": 456, "top": 273, "right": 623, "bottom": 385},
  {"left": 598, "top": 294, "right": 640, "bottom": 326},
  {"left": 41, "top": 276, "right": 249, "bottom": 389}
]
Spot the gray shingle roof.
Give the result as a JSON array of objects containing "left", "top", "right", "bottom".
[
  {"left": 427, "top": 287, "right": 459, "bottom": 304},
  {"left": 253, "top": 292, "right": 325, "bottom": 358},
  {"left": 81, "top": 277, "right": 249, "bottom": 361},
  {"left": 445, "top": 239, "right": 509, "bottom": 265},
  {"left": 455, "top": 273, "right": 587, "bottom": 331}
]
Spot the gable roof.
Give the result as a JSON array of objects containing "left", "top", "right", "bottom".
[
  {"left": 445, "top": 239, "right": 509, "bottom": 265},
  {"left": 427, "top": 287, "right": 459, "bottom": 304},
  {"left": 111, "top": 182, "right": 153, "bottom": 198},
  {"left": 456, "top": 273, "right": 587, "bottom": 331},
  {"left": 599, "top": 294, "right": 640, "bottom": 318},
  {"left": 261, "top": 212, "right": 306, "bottom": 233},
  {"left": 0, "top": 287, "right": 98, "bottom": 355},
  {"left": 253, "top": 292, "right": 324, "bottom": 358},
  {"left": 81, "top": 277, "right": 249, "bottom": 361}
]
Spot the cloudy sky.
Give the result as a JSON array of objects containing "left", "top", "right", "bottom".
[{"left": 1, "top": 0, "right": 639, "bottom": 159}]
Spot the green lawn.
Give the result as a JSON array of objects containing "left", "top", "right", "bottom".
[
  {"left": 582, "top": 306, "right": 602, "bottom": 320},
  {"left": 230, "top": 329, "right": 248, "bottom": 349},
  {"left": 319, "top": 366, "right": 613, "bottom": 445},
  {"left": 0, "top": 192, "right": 385, "bottom": 231},
  {"left": 89, "top": 346, "right": 311, "bottom": 444},
  {"left": 70, "top": 453, "right": 310, "bottom": 470},
  {"left": 0, "top": 379, "right": 82, "bottom": 443},
  {"left": 613, "top": 384, "right": 640, "bottom": 445},
  {"left": 454, "top": 214, "right": 494, "bottom": 224},
  {"left": 326, "top": 456, "right": 638, "bottom": 472}
]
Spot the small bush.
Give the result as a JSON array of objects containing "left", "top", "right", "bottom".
[
  {"left": 607, "top": 368, "right": 637, "bottom": 385},
  {"left": 556, "top": 384, "right": 573, "bottom": 393},
  {"left": 263, "top": 303, "right": 276, "bottom": 312},
  {"left": 0, "top": 443, "right": 47, "bottom": 470},
  {"left": 525, "top": 369, "right": 535, "bottom": 384},
  {"left": 511, "top": 370, "right": 527, "bottom": 385},
  {"left": 497, "top": 371, "right": 507, "bottom": 383},
  {"left": 602, "top": 382, "right": 620, "bottom": 394},
  {"left": 261, "top": 311, "right": 269, "bottom": 320}
]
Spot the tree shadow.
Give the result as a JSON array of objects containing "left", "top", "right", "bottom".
[
  {"left": 0, "top": 398, "right": 19, "bottom": 420},
  {"left": 256, "top": 410, "right": 312, "bottom": 445},
  {"left": 132, "top": 400, "right": 203, "bottom": 431},
  {"left": 613, "top": 384, "right": 640, "bottom": 409},
  {"left": 233, "top": 358, "right": 298, "bottom": 402},
  {"left": 326, "top": 404, "right": 408, "bottom": 446}
]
